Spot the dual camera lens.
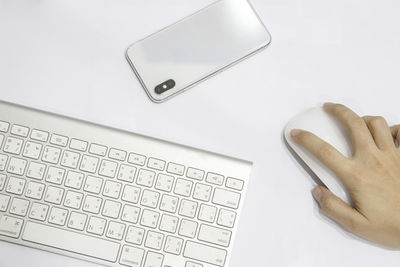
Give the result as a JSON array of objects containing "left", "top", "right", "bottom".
[{"left": 155, "top": 79, "right": 176, "bottom": 94}]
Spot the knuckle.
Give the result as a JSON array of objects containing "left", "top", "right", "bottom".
[
  {"left": 348, "top": 116, "right": 365, "bottom": 128},
  {"left": 321, "top": 197, "right": 336, "bottom": 213},
  {"left": 317, "top": 144, "right": 334, "bottom": 158},
  {"left": 371, "top": 116, "right": 386, "bottom": 126},
  {"left": 345, "top": 217, "right": 362, "bottom": 233}
]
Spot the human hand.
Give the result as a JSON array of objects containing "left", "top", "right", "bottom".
[{"left": 290, "top": 103, "right": 400, "bottom": 248}]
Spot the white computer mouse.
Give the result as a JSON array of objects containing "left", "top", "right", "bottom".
[{"left": 284, "top": 107, "right": 353, "bottom": 204}]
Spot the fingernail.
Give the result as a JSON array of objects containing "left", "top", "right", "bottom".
[
  {"left": 290, "top": 129, "right": 302, "bottom": 137},
  {"left": 323, "top": 102, "right": 334, "bottom": 108},
  {"left": 312, "top": 187, "right": 323, "bottom": 204}
]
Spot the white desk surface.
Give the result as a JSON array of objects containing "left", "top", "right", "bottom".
[{"left": 1, "top": 0, "right": 399, "bottom": 266}]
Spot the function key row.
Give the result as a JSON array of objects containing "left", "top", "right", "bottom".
[{"left": 0, "top": 120, "right": 245, "bottom": 191}]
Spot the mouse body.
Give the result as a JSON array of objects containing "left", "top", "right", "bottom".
[{"left": 284, "top": 107, "right": 353, "bottom": 204}]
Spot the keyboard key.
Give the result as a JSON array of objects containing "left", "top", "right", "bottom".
[
  {"left": 60, "top": 150, "right": 80, "bottom": 169},
  {"left": 44, "top": 186, "right": 64, "bottom": 205},
  {"left": 65, "top": 171, "right": 84, "bottom": 189},
  {"left": 11, "top": 125, "right": 29, "bottom": 137},
  {"left": 198, "top": 224, "right": 231, "bottom": 247},
  {"left": 102, "top": 200, "right": 121, "bottom": 219},
  {"left": 167, "top": 162, "right": 185, "bottom": 176},
  {"left": 164, "top": 235, "right": 184, "bottom": 255},
  {"left": 159, "top": 214, "right": 179, "bottom": 233},
  {"left": 26, "top": 162, "right": 46, "bottom": 180},
  {"left": 0, "top": 174, "right": 6, "bottom": 191},
  {"left": 89, "top": 143, "right": 107, "bottom": 157},
  {"left": 145, "top": 230, "right": 164, "bottom": 250},
  {"left": 99, "top": 159, "right": 118, "bottom": 178},
  {"left": 155, "top": 174, "right": 174, "bottom": 192},
  {"left": 121, "top": 185, "right": 141, "bottom": 204},
  {"left": 22, "top": 141, "right": 42, "bottom": 160},
  {"left": 4, "top": 136, "right": 24, "bottom": 155},
  {"left": 141, "top": 189, "right": 160, "bottom": 208},
  {"left": 178, "top": 220, "right": 198, "bottom": 239},
  {"left": 80, "top": 155, "right": 99, "bottom": 173},
  {"left": 83, "top": 175, "right": 103, "bottom": 194},
  {"left": 0, "top": 154, "right": 8, "bottom": 171},
  {"left": 69, "top": 138, "right": 88, "bottom": 152},
  {"left": 217, "top": 209, "right": 237, "bottom": 228},
  {"left": 144, "top": 251, "right": 164, "bottom": 267},
  {"left": 212, "top": 188, "right": 241, "bottom": 209},
  {"left": 109, "top": 148, "right": 127, "bottom": 161},
  {"left": 103, "top": 180, "right": 122, "bottom": 199},
  {"left": 87, "top": 216, "right": 106, "bottom": 235},
  {"left": 106, "top": 221, "right": 126, "bottom": 240},
  {"left": 160, "top": 194, "right": 179, "bottom": 213},
  {"left": 174, "top": 179, "right": 193, "bottom": 197},
  {"left": 126, "top": 226, "right": 145, "bottom": 245},
  {"left": 186, "top": 167, "right": 205, "bottom": 181},
  {"left": 25, "top": 181, "right": 45, "bottom": 200},
  {"left": 140, "top": 209, "right": 160, "bottom": 229},
  {"left": 120, "top": 245, "right": 145, "bottom": 267},
  {"left": 0, "top": 174, "right": 6, "bottom": 190},
  {"left": 6, "top": 176, "right": 26, "bottom": 195},
  {"left": 117, "top": 164, "right": 136, "bottom": 183},
  {"left": 206, "top": 173, "right": 224, "bottom": 186},
  {"left": 226, "top": 177, "right": 244, "bottom": 191},
  {"left": 42, "top": 146, "right": 61, "bottom": 164},
  {"left": 50, "top": 134, "right": 68, "bottom": 147},
  {"left": 7, "top": 157, "right": 27, "bottom": 176},
  {"left": 183, "top": 241, "right": 227, "bottom": 267},
  {"left": 0, "top": 214, "right": 23, "bottom": 238},
  {"left": 64, "top": 191, "right": 83, "bottom": 209},
  {"left": 67, "top": 211, "right": 87, "bottom": 231},
  {"left": 128, "top": 153, "right": 146, "bottom": 166},
  {"left": 193, "top": 183, "right": 212, "bottom": 202},
  {"left": 121, "top": 205, "right": 140, "bottom": 224},
  {"left": 0, "top": 194, "right": 9, "bottom": 211},
  {"left": 185, "top": 261, "right": 203, "bottom": 267},
  {"left": 198, "top": 204, "right": 217, "bottom": 223},
  {"left": 147, "top": 157, "right": 165, "bottom": 171},
  {"left": 9, "top": 197, "right": 30, "bottom": 216},
  {"left": 28, "top": 202, "right": 49, "bottom": 221},
  {"left": 179, "top": 199, "right": 198, "bottom": 218},
  {"left": 83, "top": 196, "right": 102, "bottom": 214},
  {"left": 22, "top": 221, "right": 120, "bottom": 262},
  {"left": 136, "top": 169, "right": 156, "bottom": 187},
  {"left": 0, "top": 134, "right": 4, "bottom": 148},
  {"left": 48, "top": 207, "right": 68, "bottom": 226},
  {"left": 30, "top": 129, "right": 49, "bottom": 142},
  {"left": 0, "top": 121, "right": 10, "bottom": 132},
  {"left": 45, "top": 166, "right": 65, "bottom": 185}
]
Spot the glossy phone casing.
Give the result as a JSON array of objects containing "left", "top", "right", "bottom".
[{"left": 126, "top": 0, "right": 272, "bottom": 102}]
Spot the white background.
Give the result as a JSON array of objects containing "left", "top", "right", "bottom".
[{"left": 0, "top": 0, "right": 400, "bottom": 266}]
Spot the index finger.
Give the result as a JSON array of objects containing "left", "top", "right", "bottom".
[
  {"left": 291, "top": 129, "right": 354, "bottom": 186},
  {"left": 323, "top": 103, "right": 375, "bottom": 151}
]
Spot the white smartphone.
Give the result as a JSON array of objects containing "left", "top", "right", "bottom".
[{"left": 126, "top": 0, "right": 271, "bottom": 103}]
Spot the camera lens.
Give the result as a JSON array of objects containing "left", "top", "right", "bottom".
[
  {"left": 155, "top": 79, "right": 176, "bottom": 94},
  {"left": 167, "top": 80, "right": 176, "bottom": 87}
]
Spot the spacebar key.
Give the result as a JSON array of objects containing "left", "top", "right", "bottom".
[{"left": 22, "top": 221, "right": 120, "bottom": 262}]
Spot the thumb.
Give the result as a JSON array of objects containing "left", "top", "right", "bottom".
[{"left": 312, "top": 186, "right": 368, "bottom": 233}]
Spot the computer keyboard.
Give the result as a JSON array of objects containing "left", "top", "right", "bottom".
[{"left": 0, "top": 100, "right": 252, "bottom": 267}]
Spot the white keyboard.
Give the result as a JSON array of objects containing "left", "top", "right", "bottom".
[{"left": 0, "top": 100, "right": 252, "bottom": 267}]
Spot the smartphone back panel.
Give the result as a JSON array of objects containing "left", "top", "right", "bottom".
[{"left": 126, "top": 0, "right": 271, "bottom": 102}]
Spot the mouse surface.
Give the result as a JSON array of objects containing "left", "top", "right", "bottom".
[{"left": 284, "top": 107, "right": 353, "bottom": 204}]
